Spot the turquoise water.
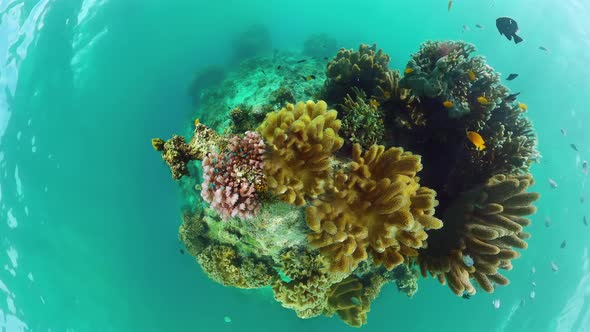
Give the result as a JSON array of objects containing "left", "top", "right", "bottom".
[{"left": 1, "top": 0, "right": 589, "bottom": 331}]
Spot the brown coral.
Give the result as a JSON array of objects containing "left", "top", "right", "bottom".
[
  {"left": 272, "top": 274, "right": 333, "bottom": 319},
  {"left": 196, "top": 244, "right": 276, "bottom": 289},
  {"left": 257, "top": 100, "right": 344, "bottom": 206},
  {"left": 323, "top": 44, "right": 392, "bottom": 104},
  {"left": 418, "top": 173, "right": 539, "bottom": 295},
  {"left": 325, "top": 276, "right": 371, "bottom": 327},
  {"left": 306, "top": 143, "right": 443, "bottom": 274}
]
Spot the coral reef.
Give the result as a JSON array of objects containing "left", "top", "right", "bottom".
[
  {"left": 306, "top": 144, "right": 443, "bottom": 273},
  {"left": 340, "top": 89, "right": 385, "bottom": 150},
  {"left": 257, "top": 100, "right": 344, "bottom": 206},
  {"left": 323, "top": 44, "right": 392, "bottom": 104},
  {"left": 201, "top": 131, "right": 266, "bottom": 220},
  {"left": 302, "top": 33, "right": 339, "bottom": 59},
  {"left": 196, "top": 243, "right": 276, "bottom": 288},
  {"left": 418, "top": 173, "right": 539, "bottom": 295},
  {"left": 153, "top": 38, "right": 541, "bottom": 327}
]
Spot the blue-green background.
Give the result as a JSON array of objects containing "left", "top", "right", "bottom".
[{"left": 1, "top": 0, "right": 589, "bottom": 331}]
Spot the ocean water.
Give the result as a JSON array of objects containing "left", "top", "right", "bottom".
[{"left": 1, "top": 0, "right": 590, "bottom": 331}]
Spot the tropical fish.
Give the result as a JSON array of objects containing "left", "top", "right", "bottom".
[
  {"left": 462, "top": 254, "right": 474, "bottom": 267},
  {"left": 544, "top": 217, "right": 550, "bottom": 227},
  {"left": 302, "top": 75, "right": 316, "bottom": 81},
  {"left": 532, "top": 281, "right": 536, "bottom": 287},
  {"left": 463, "top": 25, "right": 470, "bottom": 32},
  {"left": 506, "top": 73, "right": 519, "bottom": 80},
  {"left": 179, "top": 249, "right": 185, "bottom": 255},
  {"left": 467, "top": 70, "right": 476, "bottom": 81},
  {"left": 561, "top": 240, "right": 567, "bottom": 248},
  {"left": 570, "top": 143, "right": 579, "bottom": 152},
  {"left": 224, "top": 316, "right": 232, "bottom": 323},
  {"left": 583, "top": 160, "right": 588, "bottom": 175},
  {"left": 531, "top": 266, "right": 537, "bottom": 274},
  {"left": 277, "top": 65, "right": 282, "bottom": 70},
  {"left": 296, "top": 59, "right": 307, "bottom": 63},
  {"left": 476, "top": 24, "right": 484, "bottom": 29},
  {"left": 496, "top": 17, "right": 524, "bottom": 44},
  {"left": 370, "top": 99, "right": 380, "bottom": 108},
  {"left": 581, "top": 195, "right": 585, "bottom": 203},
  {"left": 539, "top": 46, "right": 550, "bottom": 52},
  {"left": 530, "top": 291, "right": 536, "bottom": 299},
  {"left": 548, "top": 178, "right": 558, "bottom": 189},
  {"left": 477, "top": 96, "right": 490, "bottom": 105},
  {"left": 584, "top": 216, "right": 588, "bottom": 226},
  {"left": 466, "top": 131, "right": 486, "bottom": 151},
  {"left": 448, "top": 0, "right": 453, "bottom": 12},
  {"left": 443, "top": 100, "right": 454, "bottom": 108},
  {"left": 550, "top": 261, "right": 559, "bottom": 272},
  {"left": 404, "top": 67, "right": 414, "bottom": 74},
  {"left": 462, "top": 293, "right": 471, "bottom": 300},
  {"left": 194, "top": 118, "right": 200, "bottom": 126},
  {"left": 561, "top": 128, "right": 567, "bottom": 136},
  {"left": 518, "top": 102, "right": 528, "bottom": 111},
  {"left": 505, "top": 92, "right": 521, "bottom": 102},
  {"left": 493, "top": 299, "right": 501, "bottom": 309}
]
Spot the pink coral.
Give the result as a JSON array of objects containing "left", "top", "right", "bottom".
[{"left": 201, "top": 131, "right": 266, "bottom": 220}]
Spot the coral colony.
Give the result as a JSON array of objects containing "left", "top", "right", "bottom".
[{"left": 152, "top": 41, "right": 540, "bottom": 327}]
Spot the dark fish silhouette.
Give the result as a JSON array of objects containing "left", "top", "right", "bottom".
[
  {"left": 561, "top": 240, "right": 567, "bottom": 248},
  {"left": 571, "top": 144, "right": 579, "bottom": 152},
  {"left": 179, "top": 249, "right": 185, "bottom": 255},
  {"left": 584, "top": 216, "right": 588, "bottom": 226},
  {"left": 539, "top": 46, "right": 549, "bottom": 52},
  {"left": 476, "top": 24, "right": 484, "bottom": 29},
  {"left": 277, "top": 65, "right": 281, "bottom": 70},
  {"left": 296, "top": 59, "right": 307, "bottom": 63},
  {"left": 496, "top": 17, "right": 523, "bottom": 44},
  {"left": 506, "top": 73, "right": 519, "bottom": 81},
  {"left": 506, "top": 92, "right": 521, "bottom": 102},
  {"left": 462, "top": 293, "right": 471, "bottom": 300}
]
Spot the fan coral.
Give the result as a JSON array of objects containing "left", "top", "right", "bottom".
[
  {"left": 340, "top": 89, "right": 385, "bottom": 150},
  {"left": 201, "top": 131, "right": 266, "bottom": 220},
  {"left": 306, "top": 144, "right": 443, "bottom": 273},
  {"left": 323, "top": 44, "right": 392, "bottom": 104},
  {"left": 418, "top": 173, "right": 539, "bottom": 295},
  {"left": 257, "top": 100, "right": 344, "bottom": 206}
]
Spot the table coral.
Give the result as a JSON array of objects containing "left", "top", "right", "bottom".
[
  {"left": 257, "top": 100, "right": 344, "bottom": 206},
  {"left": 306, "top": 144, "right": 443, "bottom": 274}
]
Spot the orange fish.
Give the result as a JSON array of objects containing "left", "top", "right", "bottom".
[
  {"left": 404, "top": 67, "right": 414, "bottom": 74},
  {"left": 448, "top": 0, "right": 453, "bottom": 12},
  {"left": 518, "top": 102, "right": 528, "bottom": 111},
  {"left": 467, "top": 131, "right": 486, "bottom": 151},
  {"left": 477, "top": 96, "right": 490, "bottom": 105},
  {"left": 443, "top": 100, "right": 453, "bottom": 108}
]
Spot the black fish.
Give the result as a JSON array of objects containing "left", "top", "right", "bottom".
[
  {"left": 584, "top": 216, "right": 588, "bottom": 226},
  {"left": 505, "top": 92, "right": 521, "bottom": 102},
  {"left": 539, "top": 46, "right": 549, "bottom": 52},
  {"left": 323, "top": 56, "right": 328, "bottom": 60},
  {"left": 561, "top": 240, "right": 567, "bottom": 248},
  {"left": 462, "top": 293, "right": 471, "bottom": 300},
  {"left": 277, "top": 65, "right": 281, "bottom": 70},
  {"left": 261, "top": 70, "right": 266, "bottom": 75},
  {"left": 296, "top": 59, "right": 307, "bottom": 63},
  {"left": 506, "top": 73, "right": 519, "bottom": 81},
  {"left": 179, "top": 249, "right": 185, "bottom": 255},
  {"left": 570, "top": 143, "right": 579, "bottom": 152},
  {"left": 475, "top": 24, "right": 484, "bottom": 29},
  {"left": 496, "top": 17, "right": 524, "bottom": 44}
]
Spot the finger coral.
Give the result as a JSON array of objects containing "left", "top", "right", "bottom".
[
  {"left": 306, "top": 143, "right": 443, "bottom": 274},
  {"left": 201, "top": 131, "right": 266, "bottom": 220},
  {"left": 323, "top": 44, "right": 392, "bottom": 104},
  {"left": 418, "top": 173, "right": 539, "bottom": 295},
  {"left": 256, "top": 100, "right": 344, "bottom": 206}
]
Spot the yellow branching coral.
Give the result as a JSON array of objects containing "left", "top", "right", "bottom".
[
  {"left": 306, "top": 144, "right": 443, "bottom": 274},
  {"left": 272, "top": 274, "right": 332, "bottom": 319},
  {"left": 418, "top": 173, "right": 539, "bottom": 295},
  {"left": 257, "top": 100, "right": 344, "bottom": 206}
]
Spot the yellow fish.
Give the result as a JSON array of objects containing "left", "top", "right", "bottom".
[
  {"left": 466, "top": 131, "right": 486, "bottom": 151},
  {"left": 467, "top": 70, "right": 476, "bottom": 81},
  {"left": 194, "top": 118, "right": 200, "bottom": 126},
  {"left": 442, "top": 100, "right": 453, "bottom": 108},
  {"left": 518, "top": 102, "right": 528, "bottom": 111},
  {"left": 404, "top": 67, "right": 414, "bottom": 74},
  {"left": 370, "top": 99, "right": 380, "bottom": 108},
  {"left": 477, "top": 96, "right": 490, "bottom": 105}
]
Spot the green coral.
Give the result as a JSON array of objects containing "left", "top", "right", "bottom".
[{"left": 340, "top": 89, "right": 385, "bottom": 150}]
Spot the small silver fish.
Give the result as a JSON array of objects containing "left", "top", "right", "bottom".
[
  {"left": 545, "top": 217, "right": 551, "bottom": 227},
  {"left": 463, "top": 254, "right": 474, "bottom": 267},
  {"left": 561, "top": 240, "right": 567, "bottom": 248},
  {"left": 530, "top": 290, "right": 536, "bottom": 299},
  {"left": 581, "top": 195, "right": 585, "bottom": 204},
  {"left": 561, "top": 128, "right": 567, "bottom": 136},
  {"left": 539, "top": 46, "right": 550, "bottom": 52},
  {"left": 531, "top": 266, "right": 536, "bottom": 274},
  {"left": 571, "top": 143, "right": 579, "bottom": 152},
  {"left": 476, "top": 24, "right": 484, "bottom": 29},
  {"left": 532, "top": 281, "right": 536, "bottom": 287},
  {"left": 584, "top": 216, "right": 588, "bottom": 226},
  {"left": 583, "top": 161, "right": 588, "bottom": 175},
  {"left": 548, "top": 178, "right": 558, "bottom": 189},
  {"left": 463, "top": 25, "right": 470, "bottom": 32},
  {"left": 551, "top": 261, "right": 559, "bottom": 272},
  {"left": 493, "top": 299, "right": 501, "bottom": 309}
]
